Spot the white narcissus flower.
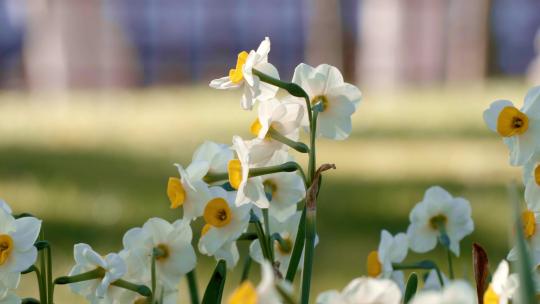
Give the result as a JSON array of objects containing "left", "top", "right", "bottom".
[
  {"left": 289, "top": 63, "right": 361, "bottom": 140},
  {"left": 192, "top": 141, "right": 234, "bottom": 175},
  {"left": 366, "top": 230, "right": 408, "bottom": 289},
  {"left": 249, "top": 212, "right": 310, "bottom": 275},
  {"left": 167, "top": 160, "right": 212, "bottom": 221},
  {"left": 69, "top": 244, "right": 127, "bottom": 303},
  {"left": 410, "top": 280, "right": 476, "bottom": 304},
  {"left": 483, "top": 260, "right": 519, "bottom": 304},
  {"left": 261, "top": 171, "right": 305, "bottom": 222},
  {"left": 210, "top": 37, "right": 279, "bottom": 110},
  {"left": 0, "top": 272, "right": 20, "bottom": 303},
  {"left": 507, "top": 209, "right": 540, "bottom": 262},
  {"left": 227, "top": 261, "right": 291, "bottom": 304},
  {"left": 200, "top": 222, "right": 240, "bottom": 269},
  {"left": 483, "top": 86, "right": 540, "bottom": 166},
  {"left": 122, "top": 218, "right": 197, "bottom": 290},
  {"left": 316, "top": 277, "right": 401, "bottom": 304},
  {"left": 0, "top": 208, "right": 41, "bottom": 273},
  {"left": 523, "top": 152, "right": 540, "bottom": 211},
  {"left": 228, "top": 136, "right": 269, "bottom": 208},
  {"left": 422, "top": 269, "right": 449, "bottom": 291},
  {"left": 198, "top": 187, "right": 250, "bottom": 262},
  {"left": 406, "top": 186, "right": 474, "bottom": 256}
]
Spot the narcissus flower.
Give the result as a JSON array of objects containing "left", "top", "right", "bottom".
[
  {"left": 523, "top": 152, "right": 540, "bottom": 211},
  {"left": 483, "top": 86, "right": 540, "bottom": 166},
  {"left": 507, "top": 209, "right": 540, "bottom": 262},
  {"left": 261, "top": 171, "right": 305, "bottom": 222},
  {"left": 250, "top": 212, "right": 309, "bottom": 275},
  {"left": 410, "top": 281, "right": 476, "bottom": 304},
  {"left": 366, "top": 230, "right": 408, "bottom": 289},
  {"left": 198, "top": 187, "right": 250, "bottom": 259},
  {"left": 229, "top": 136, "right": 269, "bottom": 208},
  {"left": 0, "top": 208, "right": 41, "bottom": 273},
  {"left": 68, "top": 244, "right": 127, "bottom": 302},
  {"left": 406, "top": 186, "right": 474, "bottom": 256},
  {"left": 122, "top": 218, "right": 197, "bottom": 290},
  {"left": 422, "top": 269, "right": 449, "bottom": 291},
  {"left": 316, "top": 277, "right": 401, "bottom": 304},
  {"left": 167, "top": 161, "right": 212, "bottom": 221},
  {"left": 192, "top": 141, "right": 234, "bottom": 175},
  {"left": 483, "top": 260, "right": 519, "bottom": 304},
  {"left": 210, "top": 37, "right": 279, "bottom": 110},
  {"left": 0, "top": 272, "right": 20, "bottom": 303},
  {"left": 290, "top": 63, "right": 361, "bottom": 140},
  {"left": 228, "top": 261, "right": 290, "bottom": 304},
  {"left": 199, "top": 223, "right": 240, "bottom": 269}
]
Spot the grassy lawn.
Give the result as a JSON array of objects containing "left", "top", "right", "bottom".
[{"left": 0, "top": 81, "right": 531, "bottom": 301}]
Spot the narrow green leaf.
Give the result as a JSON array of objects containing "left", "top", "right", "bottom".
[
  {"left": 404, "top": 272, "right": 418, "bottom": 304},
  {"left": 202, "top": 260, "right": 227, "bottom": 304},
  {"left": 285, "top": 206, "right": 306, "bottom": 282}
]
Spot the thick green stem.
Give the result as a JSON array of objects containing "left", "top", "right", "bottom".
[
  {"left": 38, "top": 231, "right": 47, "bottom": 303},
  {"left": 186, "top": 270, "right": 199, "bottom": 304},
  {"left": 111, "top": 279, "right": 151, "bottom": 297},
  {"left": 251, "top": 211, "right": 272, "bottom": 261},
  {"left": 268, "top": 128, "right": 309, "bottom": 153},
  {"left": 240, "top": 256, "right": 252, "bottom": 283},
  {"left": 285, "top": 207, "right": 306, "bottom": 282},
  {"left": 204, "top": 161, "right": 301, "bottom": 184},
  {"left": 263, "top": 208, "right": 274, "bottom": 261},
  {"left": 54, "top": 268, "right": 105, "bottom": 285},
  {"left": 301, "top": 210, "right": 316, "bottom": 304},
  {"left": 46, "top": 246, "right": 54, "bottom": 304}
]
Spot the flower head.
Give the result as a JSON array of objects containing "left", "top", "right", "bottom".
[
  {"left": 168, "top": 161, "right": 212, "bottom": 221},
  {"left": 210, "top": 37, "right": 279, "bottom": 110},
  {"left": 366, "top": 230, "right": 408, "bottom": 289},
  {"left": 199, "top": 187, "right": 251, "bottom": 260},
  {"left": 122, "top": 218, "right": 197, "bottom": 290},
  {"left": 483, "top": 86, "right": 540, "bottom": 165},
  {"left": 261, "top": 170, "right": 305, "bottom": 222},
  {"left": 506, "top": 209, "right": 540, "bottom": 262},
  {"left": 0, "top": 208, "right": 41, "bottom": 273},
  {"left": 406, "top": 186, "right": 474, "bottom": 256},
  {"left": 228, "top": 262, "right": 290, "bottom": 304},
  {"left": 410, "top": 281, "right": 476, "bottom": 304},
  {"left": 289, "top": 63, "right": 361, "bottom": 140},
  {"left": 316, "top": 277, "right": 401, "bottom": 304},
  {"left": 69, "top": 243, "right": 127, "bottom": 302},
  {"left": 483, "top": 260, "right": 519, "bottom": 304},
  {"left": 192, "top": 141, "right": 234, "bottom": 175}
]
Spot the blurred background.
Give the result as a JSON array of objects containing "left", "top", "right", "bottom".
[{"left": 1, "top": 0, "right": 539, "bottom": 302}]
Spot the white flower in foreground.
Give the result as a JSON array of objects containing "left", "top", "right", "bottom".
[
  {"left": 483, "top": 86, "right": 540, "bottom": 166},
  {"left": 228, "top": 136, "right": 269, "bottom": 208},
  {"left": 316, "top": 277, "right": 401, "bottom": 304},
  {"left": 261, "top": 171, "right": 305, "bottom": 222},
  {"left": 167, "top": 160, "right": 212, "bottom": 221},
  {"left": 122, "top": 218, "right": 197, "bottom": 290},
  {"left": 483, "top": 260, "right": 519, "bottom": 304},
  {"left": 410, "top": 280, "right": 476, "bottom": 304},
  {"left": 227, "top": 262, "right": 290, "bottom": 304},
  {"left": 69, "top": 244, "right": 126, "bottom": 302},
  {"left": 199, "top": 187, "right": 250, "bottom": 261},
  {"left": 0, "top": 208, "right": 41, "bottom": 272},
  {"left": 0, "top": 272, "right": 20, "bottom": 303},
  {"left": 407, "top": 186, "right": 474, "bottom": 256},
  {"left": 289, "top": 63, "right": 361, "bottom": 140},
  {"left": 250, "top": 212, "right": 309, "bottom": 275},
  {"left": 507, "top": 209, "right": 540, "bottom": 262},
  {"left": 192, "top": 141, "right": 234, "bottom": 175},
  {"left": 199, "top": 223, "right": 240, "bottom": 269},
  {"left": 366, "top": 230, "right": 408, "bottom": 289},
  {"left": 210, "top": 37, "right": 279, "bottom": 110}
]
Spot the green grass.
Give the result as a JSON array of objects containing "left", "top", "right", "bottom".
[{"left": 0, "top": 82, "right": 530, "bottom": 301}]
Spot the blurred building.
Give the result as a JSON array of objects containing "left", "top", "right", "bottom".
[{"left": 0, "top": 0, "right": 539, "bottom": 90}]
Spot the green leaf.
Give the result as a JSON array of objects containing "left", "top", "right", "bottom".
[
  {"left": 404, "top": 272, "right": 418, "bottom": 304},
  {"left": 202, "top": 260, "right": 227, "bottom": 304}
]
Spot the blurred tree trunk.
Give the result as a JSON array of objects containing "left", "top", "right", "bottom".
[{"left": 305, "top": 0, "right": 343, "bottom": 70}]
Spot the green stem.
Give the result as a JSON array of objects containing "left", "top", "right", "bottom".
[
  {"left": 251, "top": 211, "right": 272, "bottom": 261},
  {"left": 301, "top": 209, "right": 316, "bottom": 304},
  {"left": 446, "top": 250, "right": 455, "bottom": 280},
  {"left": 276, "top": 283, "right": 298, "bottom": 304},
  {"left": 46, "top": 245, "right": 53, "bottom": 304},
  {"left": 240, "top": 256, "right": 252, "bottom": 283},
  {"left": 54, "top": 268, "right": 105, "bottom": 284},
  {"left": 151, "top": 252, "right": 157, "bottom": 303},
  {"left": 204, "top": 161, "right": 301, "bottom": 184},
  {"left": 268, "top": 128, "right": 309, "bottom": 153},
  {"left": 237, "top": 232, "right": 258, "bottom": 241},
  {"left": 38, "top": 230, "right": 47, "bottom": 303},
  {"left": 111, "top": 279, "right": 152, "bottom": 297},
  {"left": 307, "top": 111, "right": 319, "bottom": 183},
  {"left": 285, "top": 205, "right": 307, "bottom": 282},
  {"left": 263, "top": 208, "right": 274, "bottom": 261},
  {"left": 186, "top": 271, "right": 199, "bottom": 304}
]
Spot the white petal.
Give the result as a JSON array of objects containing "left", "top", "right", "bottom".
[
  {"left": 0, "top": 200, "right": 12, "bottom": 215},
  {"left": 483, "top": 99, "right": 514, "bottom": 132},
  {"left": 407, "top": 225, "right": 437, "bottom": 253},
  {"left": 142, "top": 217, "right": 173, "bottom": 245},
  {"left": 209, "top": 76, "right": 241, "bottom": 90},
  {"left": 522, "top": 86, "right": 540, "bottom": 116},
  {"left": 11, "top": 217, "right": 41, "bottom": 251}
]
